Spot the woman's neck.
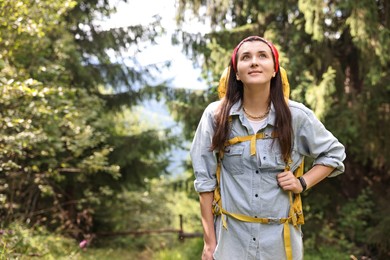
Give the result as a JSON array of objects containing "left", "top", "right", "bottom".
[{"left": 242, "top": 84, "right": 270, "bottom": 114}]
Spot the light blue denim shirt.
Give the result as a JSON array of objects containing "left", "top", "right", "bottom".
[{"left": 190, "top": 99, "right": 346, "bottom": 260}]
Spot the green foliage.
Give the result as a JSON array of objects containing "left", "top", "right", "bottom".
[
  {"left": 67, "top": 0, "right": 165, "bottom": 107},
  {"left": 298, "top": 0, "right": 325, "bottom": 41},
  {"left": 0, "top": 0, "right": 175, "bottom": 247},
  {"left": 303, "top": 66, "right": 336, "bottom": 121},
  {"left": 0, "top": 72, "right": 120, "bottom": 237},
  {"left": 154, "top": 238, "right": 203, "bottom": 260},
  {"left": 0, "top": 1, "right": 126, "bottom": 237},
  {"left": 303, "top": 186, "right": 375, "bottom": 258},
  {"left": 304, "top": 245, "right": 352, "bottom": 260},
  {"left": 94, "top": 174, "right": 201, "bottom": 236},
  {"left": 156, "top": 86, "right": 215, "bottom": 141},
  {"left": 77, "top": 248, "right": 139, "bottom": 260},
  {"left": 105, "top": 106, "right": 177, "bottom": 185},
  {"left": 338, "top": 189, "right": 374, "bottom": 245},
  {"left": 0, "top": 222, "right": 80, "bottom": 259},
  {"left": 79, "top": 238, "right": 203, "bottom": 260}
]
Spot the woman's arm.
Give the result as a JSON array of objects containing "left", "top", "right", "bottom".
[
  {"left": 278, "top": 103, "right": 346, "bottom": 193},
  {"left": 300, "top": 164, "right": 334, "bottom": 189},
  {"left": 277, "top": 164, "right": 334, "bottom": 193},
  {"left": 199, "top": 191, "right": 217, "bottom": 260},
  {"left": 190, "top": 103, "right": 220, "bottom": 259}
]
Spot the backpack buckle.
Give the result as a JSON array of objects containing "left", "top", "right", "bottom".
[{"left": 267, "top": 218, "right": 280, "bottom": 224}]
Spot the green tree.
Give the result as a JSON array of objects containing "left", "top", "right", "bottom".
[
  {"left": 0, "top": 0, "right": 120, "bottom": 238},
  {"left": 0, "top": 0, "right": 174, "bottom": 248}
]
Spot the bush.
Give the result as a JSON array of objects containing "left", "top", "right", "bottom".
[{"left": 0, "top": 222, "right": 80, "bottom": 259}]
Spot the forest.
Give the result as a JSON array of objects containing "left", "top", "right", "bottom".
[{"left": 0, "top": 0, "right": 389, "bottom": 259}]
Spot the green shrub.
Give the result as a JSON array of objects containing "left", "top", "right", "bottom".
[
  {"left": 0, "top": 222, "right": 80, "bottom": 259},
  {"left": 305, "top": 245, "right": 351, "bottom": 260}
]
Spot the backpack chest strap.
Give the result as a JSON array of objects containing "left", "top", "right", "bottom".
[{"left": 224, "top": 132, "right": 278, "bottom": 156}]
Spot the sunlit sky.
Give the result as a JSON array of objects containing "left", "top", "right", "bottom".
[{"left": 98, "top": 0, "right": 209, "bottom": 90}]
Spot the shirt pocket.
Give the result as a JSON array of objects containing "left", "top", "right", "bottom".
[
  {"left": 259, "top": 147, "right": 301, "bottom": 172},
  {"left": 275, "top": 149, "right": 302, "bottom": 171},
  {"left": 222, "top": 145, "right": 245, "bottom": 175},
  {"left": 259, "top": 151, "right": 285, "bottom": 171}
]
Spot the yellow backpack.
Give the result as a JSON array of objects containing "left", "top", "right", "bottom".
[{"left": 214, "top": 66, "right": 304, "bottom": 260}]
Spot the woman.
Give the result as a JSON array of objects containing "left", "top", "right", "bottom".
[{"left": 190, "top": 36, "right": 346, "bottom": 260}]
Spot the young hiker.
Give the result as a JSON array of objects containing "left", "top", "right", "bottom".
[{"left": 190, "top": 36, "right": 346, "bottom": 260}]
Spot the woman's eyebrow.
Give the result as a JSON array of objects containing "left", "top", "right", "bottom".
[
  {"left": 239, "top": 51, "right": 251, "bottom": 56},
  {"left": 240, "top": 50, "right": 268, "bottom": 56}
]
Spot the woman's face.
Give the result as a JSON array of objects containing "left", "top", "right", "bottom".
[{"left": 235, "top": 40, "right": 275, "bottom": 87}]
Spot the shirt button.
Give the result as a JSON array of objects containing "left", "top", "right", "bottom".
[
  {"left": 263, "top": 156, "right": 266, "bottom": 160},
  {"left": 253, "top": 237, "right": 256, "bottom": 241},
  {"left": 255, "top": 194, "right": 258, "bottom": 197},
  {"left": 255, "top": 170, "right": 259, "bottom": 174}
]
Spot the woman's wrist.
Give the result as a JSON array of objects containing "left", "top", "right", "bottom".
[{"left": 298, "top": 176, "right": 307, "bottom": 192}]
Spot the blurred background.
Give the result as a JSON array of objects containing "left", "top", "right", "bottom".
[{"left": 0, "top": 0, "right": 389, "bottom": 259}]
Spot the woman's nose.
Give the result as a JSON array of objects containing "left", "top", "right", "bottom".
[{"left": 251, "top": 56, "right": 259, "bottom": 66}]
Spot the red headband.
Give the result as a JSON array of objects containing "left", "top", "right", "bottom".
[{"left": 231, "top": 36, "right": 279, "bottom": 73}]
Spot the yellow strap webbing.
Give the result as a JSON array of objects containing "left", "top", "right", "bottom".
[
  {"left": 225, "top": 132, "right": 278, "bottom": 156},
  {"left": 221, "top": 208, "right": 290, "bottom": 224},
  {"left": 284, "top": 222, "right": 293, "bottom": 260}
]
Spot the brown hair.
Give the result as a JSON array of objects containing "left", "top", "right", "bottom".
[{"left": 211, "top": 38, "right": 293, "bottom": 162}]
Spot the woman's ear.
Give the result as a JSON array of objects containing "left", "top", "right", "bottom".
[
  {"left": 236, "top": 73, "right": 240, "bottom": 81},
  {"left": 273, "top": 72, "right": 276, "bottom": 77}
]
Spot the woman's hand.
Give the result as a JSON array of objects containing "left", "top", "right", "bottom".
[
  {"left": 277, "top": 171, "right": 303, "bottom": 194},
  {"left": 202, "top": 242, "right": 216, "bottom": 260}
]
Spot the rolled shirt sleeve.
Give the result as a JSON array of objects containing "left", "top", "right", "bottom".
[
  {"left": 293, "top": 103, "right": 346, "bottom": 177},
  {"left": 190, "top": 102, "right": 219, "bottom": 192}
]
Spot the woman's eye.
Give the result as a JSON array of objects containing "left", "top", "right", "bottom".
[
  {"left": 259, "top": 53, "right": 267, "bottom": 58},
  {"left": 242, "top": 55, "right": 249, "bottom": 60}
]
